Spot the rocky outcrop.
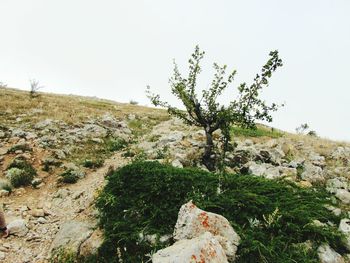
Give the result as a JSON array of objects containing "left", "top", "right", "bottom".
[
  {"left": 153, "top": 232, "right": 228, "bottom": 263},
  {"left": 152, "top": 201, "right": 240, "bottom": 262}
]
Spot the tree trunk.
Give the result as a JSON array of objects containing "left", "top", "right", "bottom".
[{"left": 202, "top": 130, "right": 216, "bottom": 171}]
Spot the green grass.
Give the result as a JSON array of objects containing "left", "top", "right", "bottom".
[
  {"left": 231, "top": 125, "right": 283, "bottom": 138},
  {"left": 96, "top": 161, "right": 345, "bottom": 263}
]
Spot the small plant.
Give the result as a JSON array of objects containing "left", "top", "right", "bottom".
[
  {"left": 7, "top": 143, "right": 32, "bottom": 153},
  {"left": 262, "top": 207, "right": 282, "bottom": 229},
  {"left": 0, "top": 179, "right": 13, "bottom": 193},
  {"left": 58, "top": 169, "right": 80, "bottom": 184},
  {"left": 155, "top": 146, "right": 170, "bottom": 159},
  {"left": 6, "top": 158, "right": 37, "bottom": 187},
  {"left": 6, "top": 168, "right": 34, "bottom": 187},
  {"left": 50, "top": 248, "right": 76, "bottom": 263},
  {"left": 307, "top": 130, "right": 317, "bottom": 137},
  {"left": 82, "top": 158, "right": 104, "bottom": 169},
  {"left": 122, "top": 148, "right": 136, "bottom": 158},
  {"left": 107, "top": 138, "right": 127, "bottom": 152},
  {"left": 29, "top": 79, "right": 43, "bottom": 98}
]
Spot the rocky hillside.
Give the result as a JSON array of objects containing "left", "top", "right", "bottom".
[{"left": 0, "top": 87, "right": 350, "bottom": 262}]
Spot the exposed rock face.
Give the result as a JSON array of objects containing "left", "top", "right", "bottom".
[
  {"left": 79, "top": 229, "right": 104, "bottom": 257},
  {"left": 50, "top": 221, "right": 93, "bottom": 256},
  {"left": 153, "top": 232, "right": 228, "bottom": 263},
  {"left": 174, "top": 201, "right": 240, "bottom": 261},
  {"left": 317, "top": 244, "right": 345, "bottom": 263}
]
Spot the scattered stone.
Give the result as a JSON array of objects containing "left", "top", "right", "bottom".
[
  {"left": 171, "top": 159, "right": 183, "bottom": 168},
  {"left": 29, "top": 209, "right": 45, "bottom": 217},
  {"left": 0, "top": 190, "right": 9, "bottom": 197},
  {"left": 153, "top": 232, "right": 228, "bottom": 263}
]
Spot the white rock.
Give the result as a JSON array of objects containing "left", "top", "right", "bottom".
[
  {"left": 171, "top": 159, "right": 183, "bottom": 168},
  {"left": 7, "top": 219, "right": 28, "bottom": 237},
  {"left": 335, "top": 189, "right": 350, "bottom": 204},
  {"left": 317, "top": 244, "right": 345, "bottom": 263},
  {"left": 339, "top": 219, "right": 350, "bottom": 251},
  {"left": 174, "top": 201, "right": 240, "bottom": 261},
  {"left": 301, "top": 163, "right": 324, "bottom": 183},
  {"left": 153, "top": 232, "right": 228, "bottom": 263}
]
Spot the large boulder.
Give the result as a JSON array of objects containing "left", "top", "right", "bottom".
[
  {"left": 153, "top": 232, "right": 228, "bottom": 263},
  {"left": 174, "top": 201, "right": 240, "bottom": 261},
  {"left": 317, "top": 244, "right": 345, "bottom": 263}
]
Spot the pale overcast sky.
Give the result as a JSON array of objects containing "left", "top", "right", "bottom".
[{"left": 0, "top": 0, "right": 349, "bottom": 141}]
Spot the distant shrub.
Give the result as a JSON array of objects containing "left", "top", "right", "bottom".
[
  {"left": 82, "top": 158, "right": 104, "bottom": 169},
  {"left": 231, "top": 125, "right": 283, "bottom": 138},
  {"left": 129, "top": 100, "right": 139, "bottom": 105},
  {"left": 96, "top": 161, "right": 344, "bottom": 263},
  {"left": 308, "top": 130, "right": 317, "bottom": 137},
  {"left": 29, "top": 79, "right": 43, "bottom": 98}
]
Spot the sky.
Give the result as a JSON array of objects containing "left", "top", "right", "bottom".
[{"left": 0, "top": 0, "right": 349, "bottom": 141}]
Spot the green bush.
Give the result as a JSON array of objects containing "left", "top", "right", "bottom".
[
  {"left": 106, "top": 138, "right": 127, "bottom": 152},
  {"left": 6, "top": 158, "right": 37, "bottom": 187},
  {"left": 58, "top": 169, "right": 80, "bottom": 184},
  {"left": 96, "top": 161, "right": 344, "bottom": 263},
  {"left": 82, "top": 158, "right": 104, "bottom": 169}
]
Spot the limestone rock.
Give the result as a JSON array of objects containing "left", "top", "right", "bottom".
[
  {"left": 79, "top": 229, "right": 104, "bottom": 257},
  {"left": 50, "top": 221, "right": 93, "bottom": 256},
  {"left": 338, "top": 219, "right": 350, "bottom": 251},
  {"left": 7, "top": 219, "right": 28, "bottom": 237},
  {"left": 153, "top": 232, "right": 228, "bottom": 263},
  {"left": 174, "top": 201, "right": 240, "bottom": 260},
  {"left": 335, "top": 189, "right": 350, "bottom": 204},
  {"left": 317, "top": 244, "right": 345, "bottom": 263},
  {"left": 301, "top": 163, "right": 324, "bottom": 183}
]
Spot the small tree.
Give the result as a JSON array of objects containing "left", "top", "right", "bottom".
[
  {"left": 29, "top": 79, "right": 43, "bottom": 98},
  {"left": 147, "top": 46, "right": 283, "bottom": 171}
]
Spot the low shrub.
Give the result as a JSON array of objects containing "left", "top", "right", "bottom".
[
  {"left": 6, "top": 158, "right": 37, "bottom": 187},
  {"left": 96, "top": 161, "right": 344, "bottom": 263},
  {"left": 106, "top": 138, "right": 127, "bottom": 152},
  {"left": 0, "top": 179, "right": 13, "bottom": 192},
  {"left": 7, "top": 143, "right": 32, "bottom": 153},
  {"left": 82, "top": 158, "right": 104, "bottom": 169},
  {"left": 58, "top": 169, "right": 81, "bottom": 184}
]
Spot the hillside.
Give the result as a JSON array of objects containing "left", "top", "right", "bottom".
[{"left": 0, "top": 87, "right": 350, "bottom": 262}]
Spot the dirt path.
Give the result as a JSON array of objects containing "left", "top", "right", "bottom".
[{"left": 0, "top": 152, "right": 129, "bottom": 263}]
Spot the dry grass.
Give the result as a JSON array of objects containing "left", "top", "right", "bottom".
[{"left": 0, "top": 87, "right": 169, "bottom": 126}]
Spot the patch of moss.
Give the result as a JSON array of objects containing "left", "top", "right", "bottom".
[{"left": 96, "top": 161, "right": 344, "bottom": 263}]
